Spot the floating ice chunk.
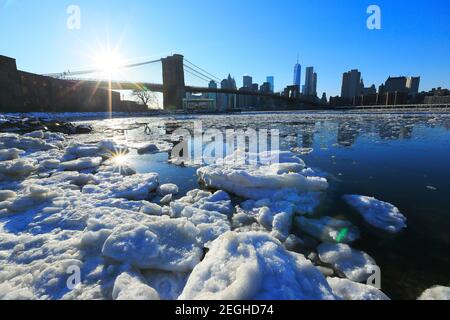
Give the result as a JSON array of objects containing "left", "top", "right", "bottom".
[
  {"left": 143, "top": 271, "right": 189, "bottom": 300},
  {"left": 198, "top": 150, "right": 326, "bottom": 200},
  {"left": 137, "top": 143, "right": 159, "bottom": 155},
  {"left": 294, "top": 216, "right": 360, "bottom": 244},
  {"left": 217, "top": 150, "right": 305, "bottom": 167},
  {"left": 158, "top": 183, "right": 179, "bottom": 196},
  {"left": 198, "top": 165, "right": 328, "bottom": 200},
  {"left": 343, "top": 195, "right": 407, "bottom": 233},
  {"left": 24, "top": 130, "right": 45, "bottom": 139},
  {"left": 141, "top": 202, "right": 163, "bottom": 216},
  {"left": 0, "top": 148, "right": 24, "bottom": 161},
  {"left": 179, "top": 232, "right": 336, "bottom": 300},
  {"left": 102, "top": 219, "right": 202, "bottom": 272},
  {"left": 291, "top": 147, "right": 314, "bottom": 155},
  {"left": 59, "top": 157, "right": 103, "bottom": 171},
  {"left": 327, "top": 277, "right": 390, "bottom": 300},
  {"left": 318, "top": 243, "right": 378, "bottom": 283},
  {"left": 0, "top": 159, "right": 36, "bottom": 177},
  {"left": 112, "top": 272, "right": 160, "bottom": 300},
  {"left": 417, "top": 286, "right": 450, "bottom": 300}
]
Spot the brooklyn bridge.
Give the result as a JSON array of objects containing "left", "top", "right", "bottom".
[
  {"left": 42, "top": 54, "right": 323, "bottom": 110},
  {"left": 0, "top": 53, "right": 325, "bottom": 112}
]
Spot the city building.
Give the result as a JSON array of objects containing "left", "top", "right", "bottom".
[
  {"left": 303, "top": 67, "right": 317, "bottom": 97},
  {"left": 207, "top": 80, "right": 218, "bottom": 102},
  {"left": 217, "top": 74, "right": 237, "bottom": 111},
  {"left": 243, "top": 75, "right": 252, "bottom": 88},
  {"left": 266, "top": 76, "right": 274, "bottom": 93},
  {"left": 406, "top": 77, "right": 421, "bottom": 95},
  {"left": 293, "top": 57, "right": 301, "bottom": 87},
  {"left": 384, "top": 76, "right": 421, "bottom": 95},
  {"left": 260, "top": 82, "right": 271, "bottom": 94},
  {"left": 341, "top": 69, "right": 362, "bottom": 99}
]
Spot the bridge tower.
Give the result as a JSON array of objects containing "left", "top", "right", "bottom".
[{"left": 161, "top": 54, "right": 185, "bottom": 110}]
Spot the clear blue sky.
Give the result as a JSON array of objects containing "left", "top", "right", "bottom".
[{"left": 1, "top": 0, "right": 449, "bottom": 96}]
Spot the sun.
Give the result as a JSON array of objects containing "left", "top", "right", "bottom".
[{"left": 93, "top": 48, "right": 124, "bottom": 76}]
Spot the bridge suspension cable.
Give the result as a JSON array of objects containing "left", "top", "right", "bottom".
[
  {"left": 183, "top": 64, "right": 216, "bottom": 83},
  {"left": 184, "top": 69, "right": 212, "bottom": 83},
  {"left": 43, "top": 58, "right": 162, "bottom": 78},
  {"left": 183, "top": 58, "right": 222, "bottom": 82}
]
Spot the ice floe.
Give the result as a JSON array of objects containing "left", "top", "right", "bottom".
[
  {"left": 327, "top": 277, "right": 390, "bottom": 300},
  {"left": 343, "top": 195, "right": 407, "bottom": 233},
  {"left": 417, "top": 286, "right": 450, "bottom": 300},
  {"left": 157, "top": 183, "right": 179, "bottom": 196},
  {"left": 179, "top": 232, "right": 337, "bottom": 300},
  {"left": 197, "top": 150, "right": 328, "bottom": 200},
  {"left": 318, "top": 243, "right": 378, "bottom": 283}
]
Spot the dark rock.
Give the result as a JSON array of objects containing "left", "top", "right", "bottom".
[{"left": 0, "top": 115, "right": 93, "bottom": 135}]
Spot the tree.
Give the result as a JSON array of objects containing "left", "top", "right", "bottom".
[{"left": 132, "top": 88, "right": 157, "bottom": 108}]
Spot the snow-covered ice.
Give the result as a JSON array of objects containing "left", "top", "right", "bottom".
[
  {"left": 318, "top": 243, "right": 378, "bottom": 283},
  {"left": 102, "top": 219, "right": 203, "bottom": 272},
  {"left": 327, "top": 277, "right": 390, "bottom": 300},
  {"left": 343, "top": 195, "right": 407, "bottom": 233},
  {"left": 197, "top": 150, "right": 328, "bottom": 200},
  {"left": 157, "top": 183, "right": 179, "bottom": 196},
  {"left": 179, "top": 232, "right": 337, "bottom": 300},
  {"left": 417, "top": 286, "right": 450, "bottom": 300},
  {"left": 112, "top": 271, "right": 160, "bottom": 300}
]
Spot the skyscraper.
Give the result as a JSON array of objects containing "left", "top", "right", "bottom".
[
  {"left": 266, "top": 76, "right": 274, "bottom": 93},
  {"left": 243, "top": 75, "right": 252, "bottom": 88},
  {"left": 303, "top": 67, "right": 317, "bottom": 97},
  {"left": 293, "top": 56, "right": 301, "bottom": 87},
  {"left": 341, "top": 69, "right": 362, "bottom": 99}
]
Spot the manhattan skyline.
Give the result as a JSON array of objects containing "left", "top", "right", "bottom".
[{"left": 0, "top": 0, "right": 449, "bottom": 96}]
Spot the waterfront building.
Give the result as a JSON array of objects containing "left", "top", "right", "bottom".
[
  {"left": 384, "top": 76, "right": 420, "bottom": 95},
  {"left": 341, "top": 69, "right": 362, "bottom": 99}
]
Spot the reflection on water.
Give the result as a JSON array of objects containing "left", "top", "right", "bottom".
[{"left": 85, "top": 111, "right": 450, "bottom": 299}]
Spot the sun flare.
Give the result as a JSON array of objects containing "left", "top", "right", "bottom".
[{"left": 93, "top": 49, "right": 124, "bottom": 75}]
